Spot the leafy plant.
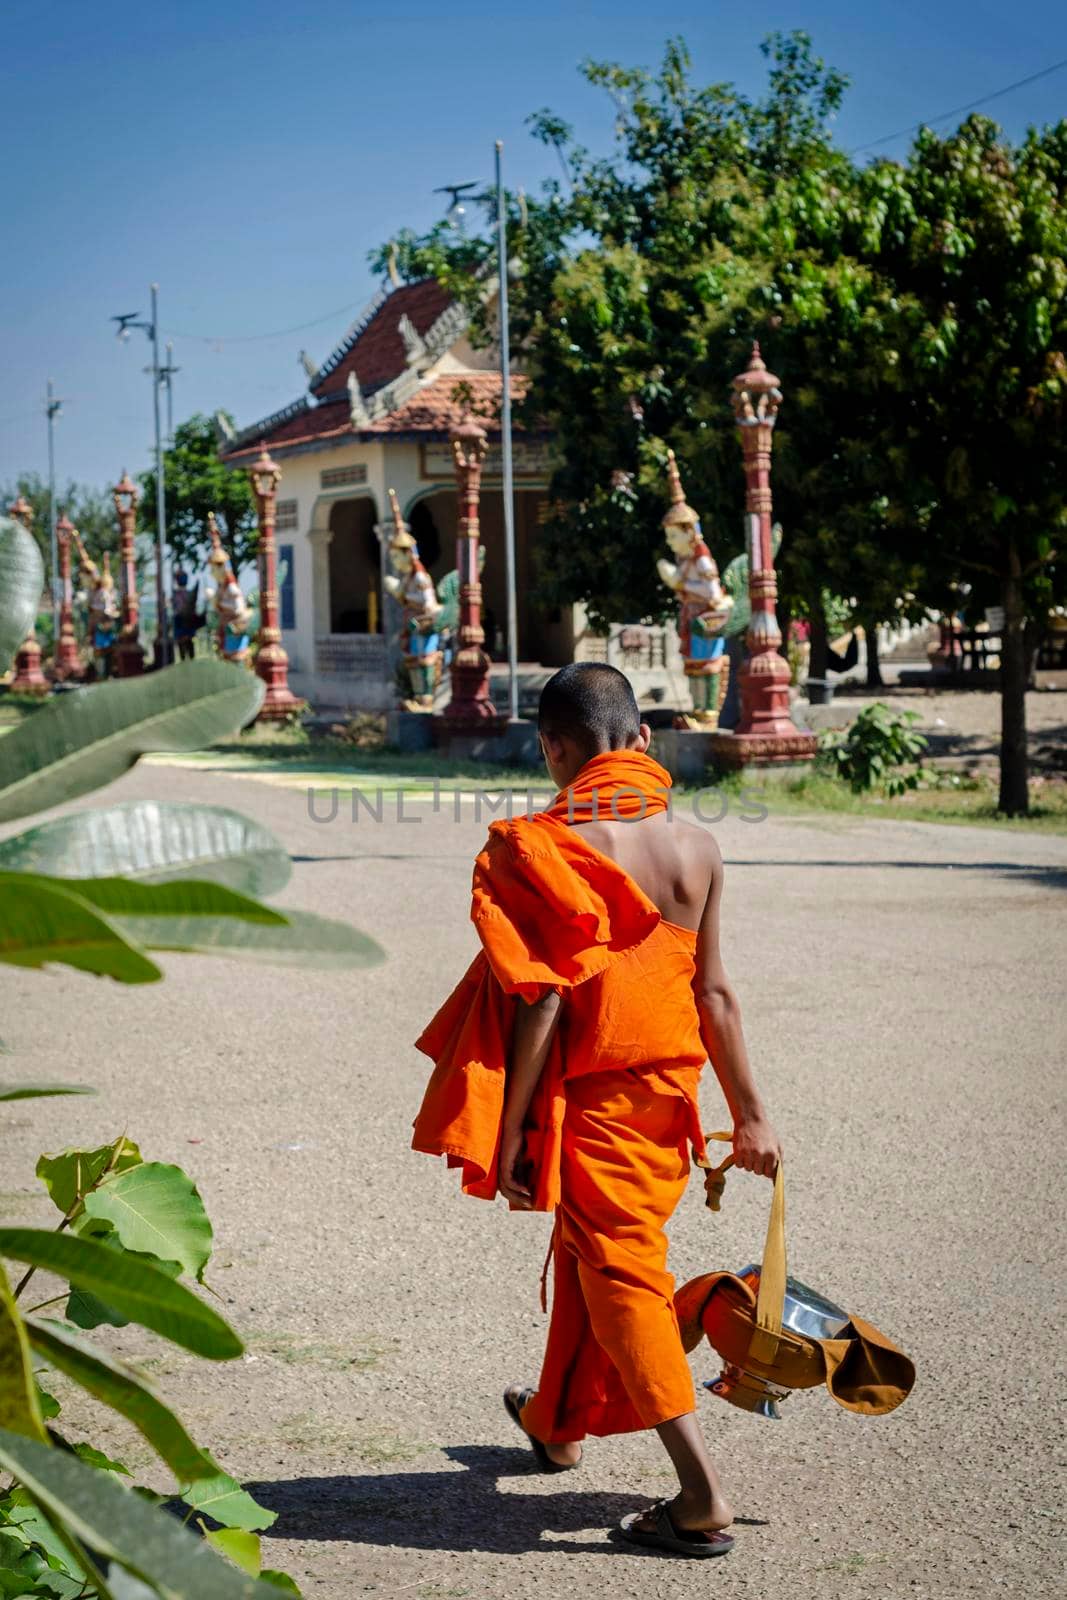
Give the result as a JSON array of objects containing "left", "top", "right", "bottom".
[
  {"left": 820, "top": 703, "right": 930, "bottom": 796},
  {"left": 0, "top": 1110, "right": 295, "bottom": 1595},
  {"left": 0, "top": 586, "right": 385, "bottom": 1593}
]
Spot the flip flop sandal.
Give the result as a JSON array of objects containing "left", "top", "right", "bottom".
[
  {"left": 619, "top": 1500, "right": 735, "bottom": 1558},
  {"left": 503, "top": 1387, "right": 581, "bottom": 1474}
]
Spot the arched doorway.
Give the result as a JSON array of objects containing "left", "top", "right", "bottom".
[
  {"left": 405, "top": 486, "right": 572, "bottom": 664},
  {"left": 328, "top": 497, "right": 380, "bottom": 633}
]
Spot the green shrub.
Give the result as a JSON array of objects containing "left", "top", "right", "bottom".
[{"left": 820, "top": 703, "right": 930, "bottom": 796}]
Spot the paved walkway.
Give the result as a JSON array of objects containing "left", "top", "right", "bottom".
[{"left": 2, "top": 764, "right": 1064, "bottom": 1599}]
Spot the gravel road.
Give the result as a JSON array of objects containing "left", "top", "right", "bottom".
[{"left": 2, "top": 762, "right": 1064, "bottom": 1600}]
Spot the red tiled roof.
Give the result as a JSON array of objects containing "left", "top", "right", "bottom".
[
  {"left": 223, "top": 373, "right": 537, "bottom": 462},
  {"left": 362, "top": 372, "right": 528, "bottom": 434},
  {"left": 312, "top": 279, "right": 453, "bottom": 399}
]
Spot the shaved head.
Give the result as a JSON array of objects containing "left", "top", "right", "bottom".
[{"left": 538, "top": 663, "right": 641, "bottom": 756}]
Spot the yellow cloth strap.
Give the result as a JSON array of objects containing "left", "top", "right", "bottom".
[{"left": 704, "top": 1130, "right": 786, "bottom": 1365}]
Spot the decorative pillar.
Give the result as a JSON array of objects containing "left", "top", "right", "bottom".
[
  {"left": 711, "top": 345, "right": 816, "bottom": 768},
  {"left": 443, "top": 417, "right": 499, "bottom": 724},
  {"left": 112, "top": 470, "right": 145, "bottom": 677},
  {"left": 248, "top": 447, "right": 301, "bottom": 718},
  {"left": 8, "top": 495, "right": 49, "bottom": 694},
  {"left": 52, "top": 514, "right": 83, "bottom": 680}
]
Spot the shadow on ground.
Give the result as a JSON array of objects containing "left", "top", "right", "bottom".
[{"left": 247, "top": 1444, "right": 767, "bottom": 1557}]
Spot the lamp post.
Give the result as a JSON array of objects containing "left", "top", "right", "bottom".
[
  {"left": 112, "top": 285, "right": 170, "bottom": 666},
  {"left": 444, "top": 416, "right": 499, "bottom": 724},
  {"left": 8, "top": 495, "right": 49, "bottom": 695},
  {"left": 248, "top": 447, "right": 301, "bottom": 719},
  {"left": 712, "top": 344, "right": 816, "bottom": 768},
  {"left": 112, "top": 470, "right": 145, "bottom": 677},
  {"left": 52, "top": 514, "right": 83, "bottom": 681}
]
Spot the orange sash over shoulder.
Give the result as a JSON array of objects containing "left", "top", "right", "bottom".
[{"left": 412, "top": 752, "right": 673, "bottom": 1209}]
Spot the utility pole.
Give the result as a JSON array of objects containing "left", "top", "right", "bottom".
[
  {"left": 160, "top": 339, "right": 179, "bottom": 445},
  {"left": 113, "top": 285, "right": 170, "bottom": 666},
  {"left": 45, "top": 380, "right": 62, "bottom": 642},
  {"left": 495, "top": 140, "right": 520, "bottom": 723}
]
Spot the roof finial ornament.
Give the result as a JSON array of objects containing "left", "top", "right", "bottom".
[{"left": 663, "top": 448, "right": 699, "bottom": 529}]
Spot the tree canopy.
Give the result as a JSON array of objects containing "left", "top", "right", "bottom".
[
  {"left": 373, "top": 31, "right": 1066, "bottom": 812},
  {"left": 139, "top": 412, "right": 256, "bottom": 574}
]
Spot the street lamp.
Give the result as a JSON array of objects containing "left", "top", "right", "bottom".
[
  {"left": 112, "top": 284, "right": 170, "bottom": 666},
  {"left": 247, "top": 446, "right": 301, "bottom": 719},
  {"left": 112, "top": 469, "right": 145, "bottom": 677}
]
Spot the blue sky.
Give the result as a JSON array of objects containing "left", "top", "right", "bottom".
[{"left": 2, "top": 0, "right": 1065, "bottom": 488}]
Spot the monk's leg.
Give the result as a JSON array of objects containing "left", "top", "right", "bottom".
[
  {"left": 564, "top": 1073, "right": 734, "bottom": 1532},
  {"left": 516, "top": 1233, "right": 588, "bottom": 1464}
]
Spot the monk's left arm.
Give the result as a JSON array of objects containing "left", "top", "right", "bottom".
[{"left": 499, "top": 991, "right": 562, "bottom": 1206}]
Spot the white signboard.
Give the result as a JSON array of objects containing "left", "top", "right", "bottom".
[{"left": 420, "top": 439, "right": 554, "bottom": 481}]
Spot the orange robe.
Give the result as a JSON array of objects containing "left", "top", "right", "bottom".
[{"left": 413, "top": 751, "right": 710, "bottom": 1440}]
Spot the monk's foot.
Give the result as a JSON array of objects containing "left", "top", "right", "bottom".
[
  {"left": 628, "top": 1489, "right": 733, "bottom": 1539},
  {"left": 503, "top": 1385, "right": 583, "bottom": 1471}
]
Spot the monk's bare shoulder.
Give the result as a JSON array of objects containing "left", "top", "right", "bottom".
[{"left": 672, "top": 815, "right": 723, "bottom": 897}]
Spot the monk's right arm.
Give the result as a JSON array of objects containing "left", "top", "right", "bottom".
[
  {"left": 499, "top": 991, "right": 562, "bottom": 1207},
  {"left": 695, "top": 843, "right": 781, "bottom": 1179}
]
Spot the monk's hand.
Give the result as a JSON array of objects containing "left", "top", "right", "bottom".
[
  {"left": 732, "top": 1113, "right": 782, "bottom": 1179},
  {"left": 498, "top": 1124, "right": 534, "bottom": 1209}
]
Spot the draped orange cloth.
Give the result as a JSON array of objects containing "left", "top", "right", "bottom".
[{"left": 412, "top": 750, "right": 710, "bottom": 1437}]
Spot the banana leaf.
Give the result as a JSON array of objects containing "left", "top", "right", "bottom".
[
  {"left": 0, "top": 518, "right": 44, "bottom": 676},
  {"left": 0, "top": 802, "right": 291, "bottom": 897},
  {"left": 0, "top": 659, "right": 265, "bottom": 825}
]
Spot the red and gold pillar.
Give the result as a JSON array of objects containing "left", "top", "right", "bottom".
[
  {"left": 443, "top": 417, "right": 498, "bottom": 724},
  {"left": 112, "top": 471, "right": 145, "bottom": 677},
  {"left": 248, "top": 447, "right": 301, "bottom": 718},
  {"left": 713, "top": 345, "right": 816, "bottom": 767},
  {"left": 7, "top": 495, "right": 48, "bottom": 694},
  {"left": 52, "top": 514, "right": 84, "bottom": 680}
]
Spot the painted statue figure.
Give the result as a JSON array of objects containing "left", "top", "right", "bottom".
[
  {"left": 73, "top": 531, "right": 119, "bottom": 679},
  {"left": 206, "top": 513, "right": 252, "bottom": 665},
  {"left": 383, "top": 489, "right": 442, "bottom": 709},
  {"left": 657, "top": 450, "right": 734, "bottom": 726}
]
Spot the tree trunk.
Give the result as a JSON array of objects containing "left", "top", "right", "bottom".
[
  {"left": 808, "top": 598, "right": 828, "bottom": 682},
  {"left": 864, "top": 619, "right": 884, "bottom": 687},
  {"left": 998, "top": 542, "right": 1029, "bottom": 816}
]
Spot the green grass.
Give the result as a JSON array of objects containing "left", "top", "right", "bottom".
[{"left": 696, "top": 768, "right": 1067, "bottom": 834}]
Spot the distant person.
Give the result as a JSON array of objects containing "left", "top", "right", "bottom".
[
  {"left": 413, "top": 662, "right": 781, "bottom": 1559},
  {"left": 172, "top": 569, "right": 203, "bottom": 662}
]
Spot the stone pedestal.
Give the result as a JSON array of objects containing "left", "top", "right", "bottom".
[{"left": 709, "top": 726, "right": 817, "bottom": 770}]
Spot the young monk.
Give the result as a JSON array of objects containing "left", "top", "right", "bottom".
[{"left": 412, "top": 662, "right": 781, "bottom": 1559}]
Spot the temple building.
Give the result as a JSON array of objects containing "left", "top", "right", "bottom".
[{"left": 219, "top": 279, "right": 583, "bottom": 709}]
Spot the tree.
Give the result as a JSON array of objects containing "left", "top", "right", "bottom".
[
  {"left": 139, "top": 412, "right": 256, "bottom": 574},
  {"left": 0, "top": 473, "right": 117, "bottom": 567},
  {"left": 857, "top": 117, "right": 1067, "bottom": 813}
]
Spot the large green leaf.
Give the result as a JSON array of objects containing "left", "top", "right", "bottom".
[
  {"left": 0, "top": 659, "right": 265, "bottom": 825},
  {"left": 0, "top": 1431, "right": 291, "bottom": 1599},
  {"left": 0, "top": 802, "right": 291, "bottom": 897},
  {"left": 27, "top": 1319, "right": 215, "bottom": 1483},
  {"left": 7, "top": 874, "right": 287, "bottom": 927},
  {"left": 37, "top": 1138, "right": 142, "bottom": 1220},
  {"left": 0, "top": 1086, "right": 95, "bottom": 1103},
  {"left": 202, "top": 1528, "right": 260, "bottom": 1577},
  {"left": 0, "top": 877, "right": 161, "bottom": 984},
  {"left": 0, "top": 1490, "right": 90, "bottom": 1584},
  {"left": 0, "top": 518, "right": 44, "bottom": 676},
  {"left": 0, "top": 1265, "right": 46, "bottom": 1443},
  {"left": 115, "top": 907, "right": 385, "bottom": 969},
  {"left": 64, "top": 1239, "right": 181, "bottom": 1332},
  {"left": 0, "top": 1231, "right": 241, "bottom": 1359},
  {"left": 180, "top": 1469, "right": 275, "bottom": 1533},
  {"left": 82, "top": 1163, "right": 213, "bottom": 1281}
]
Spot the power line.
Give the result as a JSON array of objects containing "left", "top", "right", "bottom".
[
  {"left": 852, "top": 54, "right": 1067, "bottom": 154},
  {"left": 164, "top": 295, "right": 369, "bottom": 346}
]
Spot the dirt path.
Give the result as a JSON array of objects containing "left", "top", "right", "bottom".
[{"left": 2, "top": 764, "right": 1064, "bottom": 1599}]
